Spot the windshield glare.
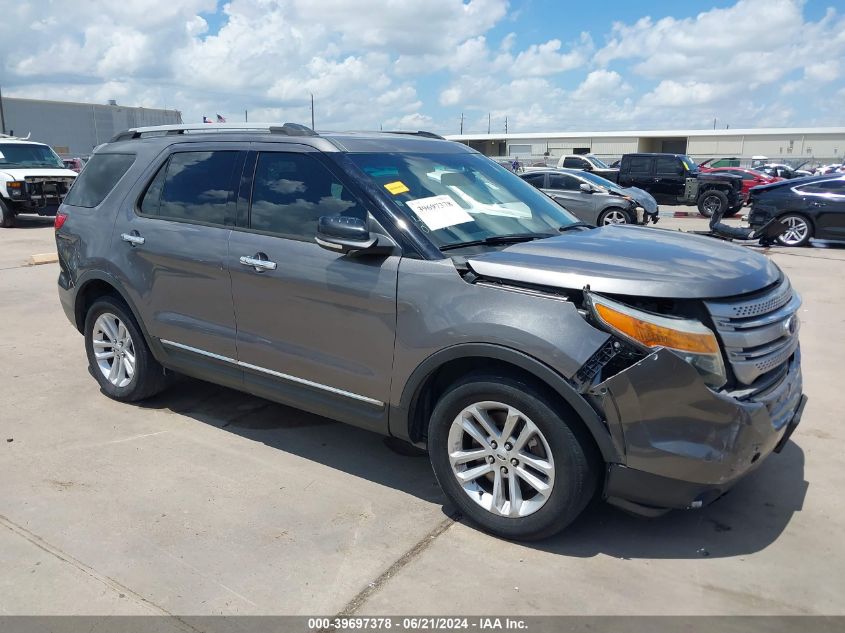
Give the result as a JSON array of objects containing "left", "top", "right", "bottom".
[
  {"left": 576, "top": 170, "right": 618, "bottom": 190},
  {"left": 586, "top": 155, "right": 610, "bottom": 169},
  {"left": 0, "top": 143, "right": 64, "bottom": 168},
  {"left": 680, "top": 155, "right": 698, "bottom": 171},
  {"left": 348, "top": 152, "right": 578, "bottom": 248}
]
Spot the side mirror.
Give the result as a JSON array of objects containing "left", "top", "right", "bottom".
[
  {"left": 315, "top": 216, "right": 394, "bottom": 256},
  {"left": 582, "top": 163, "right": 593, "bottom": 171},
  {"left": 579, "top": 183, "right": 594, "bottom": 194}
]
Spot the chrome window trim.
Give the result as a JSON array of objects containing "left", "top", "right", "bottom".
[{"left": 159, "top": 339, "right": 384, "bottom": 407}]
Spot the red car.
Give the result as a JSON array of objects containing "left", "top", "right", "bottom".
[{"left": 698, "top": 167, "right": 784, "bottom": 202}]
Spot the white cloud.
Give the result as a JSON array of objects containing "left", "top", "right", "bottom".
[
  {"left": 0, "top": 0, "right": 843, "bottom": 135},
  {"left": 571, "top": 70, "right": 631, "bottom": 101}
]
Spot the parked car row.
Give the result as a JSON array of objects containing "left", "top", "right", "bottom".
[
  {"left": 520, "top": 168, "right": 658, "bottom": 226},
  {"left": 513, "top": 151, "right": 845, "bottom": 248}
]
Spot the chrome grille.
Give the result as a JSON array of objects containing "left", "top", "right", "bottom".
[{"left": 705, "top": 277, "right": 801, "bottom": 385}]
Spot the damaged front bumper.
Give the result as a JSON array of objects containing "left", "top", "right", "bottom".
[{"left": 590, "top": 347, "right": 806, "bottom": 515}]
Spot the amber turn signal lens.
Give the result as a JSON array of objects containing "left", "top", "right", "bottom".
[{"left": 594, "top": 303, "right": 719, "bottom": 354}]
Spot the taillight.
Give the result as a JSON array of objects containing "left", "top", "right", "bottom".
[{"left": 54, "top": 212, "right": 68, "bottom": 230}]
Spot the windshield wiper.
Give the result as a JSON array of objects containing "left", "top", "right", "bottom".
[
  {"left": 439, "top": 233, "right": 554, "bottom": 252},
  {"left": 558, "top": 222, "right": 594, "bottom": 232}
]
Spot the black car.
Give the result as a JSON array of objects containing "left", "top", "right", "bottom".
[
  {"left": 617, "top": 153, "right": 744, "bottom": 217},
  {"left": 748, "top": 174, "right": 845, "bottom": 246}
]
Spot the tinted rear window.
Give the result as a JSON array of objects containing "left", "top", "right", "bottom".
[
  {"left": 626, "top": 156, "right": 652, "bottom": 174},
  {"left": 64, "top": 153, "right": 135, "bottom": 208},
  {"left": 139, "top": 151, "right": 238, "bottom": 226}
]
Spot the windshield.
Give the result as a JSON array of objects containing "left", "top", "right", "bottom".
[
  {"left": 585, "top": 155, "right": 611, "bottom": 169},
  {"left": 0, "top": 143, "right": 64, "bottom": 169},
  {"left": 348, "top": 152, "right": 578, "bottom": 249},
  {"left": 680, "top": 155, "right": 698, "bottom": 171},
  {"left": 576, "top": 170, "right": 619, "bottom": 191}
]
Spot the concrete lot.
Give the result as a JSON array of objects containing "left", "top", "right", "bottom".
[{"left": 1, "top": 211, "right": 844, "bottom": 618}]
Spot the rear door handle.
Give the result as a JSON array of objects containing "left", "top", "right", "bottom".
[
  {"left": 120, "top": 232, "right": 145, "bottom": 246},
  {"left": 239, "top": 254, "right": 277, "bottom": 272}
]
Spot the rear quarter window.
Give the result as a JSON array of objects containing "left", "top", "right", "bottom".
[
  {"left": 64, "top": 153, "right": 135, "bottom": 208},
  {"left": 626, "top": 156, "right": 652, "bottom": 174}
]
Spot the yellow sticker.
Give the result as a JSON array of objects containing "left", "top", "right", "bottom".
[{"left": 384, "top": 181, "right": 410, "bottom": 195}]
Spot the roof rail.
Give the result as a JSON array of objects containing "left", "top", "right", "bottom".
[
  {"left": 381, "top": 130, "right": 446, "bottom": 140},
  {"left": 0, "top": 132, "right": 32, "bottom": 140},
  {"left": 109, "top": 122, "right": 318, "bottom": 143}
]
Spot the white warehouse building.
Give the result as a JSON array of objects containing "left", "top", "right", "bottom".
[{"left": 446, "top": 127, "right": 845, "bottom": 166}]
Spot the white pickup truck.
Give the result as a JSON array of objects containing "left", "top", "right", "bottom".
[{"left": 0, "top": 135, "right": 77, "bottom": 228}]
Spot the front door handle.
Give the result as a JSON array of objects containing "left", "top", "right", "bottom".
[
  {"left": 120, "top": 232, "right": 145, "bottom": 246},
  {"left": 239, "top": 254, "right": 277, "bottom": 272}
]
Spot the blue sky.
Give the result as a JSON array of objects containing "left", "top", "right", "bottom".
[{"left": 3, "top": 1, "right": 844, "bottom": 133}]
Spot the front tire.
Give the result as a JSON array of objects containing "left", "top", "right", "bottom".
[
  {"left": 697, "top": 190, "right": 728, "bottom": 218},
  {"left": 428, "top": 375, "right": 598, "bottom": 541},
  {"left": 84, "top": 296, "right": 168, "bottom": 402},
  {"left": 776, "top": 214, "right": 813, "bottom": 247},
  {"left": 598, "top": 207, "right": 631, "bottom": 225},
  {"left": 0, "top": 199, "right": 16, "bottom": 228},
  {"left": 723, "top": 204, "right": 743, "bottom": 218}
]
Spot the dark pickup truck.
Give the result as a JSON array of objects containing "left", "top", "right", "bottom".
[{"left": 617, "top": 153, "right": 744, "bottom": 217}]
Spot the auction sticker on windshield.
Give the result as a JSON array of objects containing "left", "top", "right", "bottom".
[
  {"left": 384, "top": 181, "right": 410, "bottom": 195},
  {"left": 405, "top": 195, "right": 473, "bottom": 231}
]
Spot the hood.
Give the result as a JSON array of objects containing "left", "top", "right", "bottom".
[
  {"left": 696, "top": 171, "right": 743, "bottom": 186},
  {"left": 0, "top": 167, "right": 78, "bottom": 180},
  {"left": 466, "top": 225, "right": 780, "bottom": 299},
  {"left": 619, "top": 186, "right": 657, "bottom": 214}
]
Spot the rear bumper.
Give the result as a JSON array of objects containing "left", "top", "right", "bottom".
[
  {"left": 57, "top": 271, "right": 78, "bottom": 330},
  {"left": 595, "top": 348, "right": 805, "bottom": 513}
]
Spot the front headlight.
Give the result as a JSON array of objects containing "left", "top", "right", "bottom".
[{"left": 587, "top": 293, "right": 726, "bottom": 389}]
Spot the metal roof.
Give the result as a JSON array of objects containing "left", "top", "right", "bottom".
[{"left": 446, "top": 127, "right": 845, "bottom": 141}]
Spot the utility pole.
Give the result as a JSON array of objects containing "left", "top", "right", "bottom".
[
  {"left": 0, "top": 85, "right": 6, "bottom": 135},
  {"left": 460, "top": 112, "right": 464, "bottom": 134},
  {"left": 487, "top": 112, "right": 491, "bottom": 134},
  {"left": 713, "top": 117, "right": 717, "bottom": 130},
  {"left": 504, "top": 116, "right": 508, "bottom": 134},
  {"left": 310, "top": 93, "right": 315, "bottom": 130},
  {"left": 245, "top": 110, "right": 248, "bottom": 122}
]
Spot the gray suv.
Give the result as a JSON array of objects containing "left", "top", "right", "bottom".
[{"left": 56, "top": 123, "right": 807, "bottom": 540}]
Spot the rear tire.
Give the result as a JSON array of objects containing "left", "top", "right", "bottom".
[
  {"left": 427, "top": 374, "right": 598, "bottom": 541},
  {"left": 84, "top": 296, "right": 169, "bottom": 402},
  {"left": 697, "top": 190, "right": 728, "bottom": 218},
  {"left": 0, "top": 199, "right": 16, "bottom": 228},
  {"left": 598, "top": 207, "right": 631, "bottom": 225},
  {"left": 776, "top": 214, "right": 813, "bottom": 247}
]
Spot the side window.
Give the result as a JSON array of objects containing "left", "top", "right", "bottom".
[
  {"left": 628, "top": 156, "right": 652, "bottom": 175},
  {"left": 799, "top": 179, "right": 845, "bottom": 195},
  {"left": 562, "top": 157, "right": 586, "bottom": 169},
  {"left": 522, "top": 173, "right": 546, "bottom": 188},
  {"left": 64, "top": 153, "right": 135, "bottom": 208},
  {"left": 140, "top": 151, "right": 238, "bottom": 225},
  {"left": 249, "top": 152, "right": 366, "bottom": 241},
  {"left": 548, "top": 173, "right": 580, "bottom": 191},
  {"left": 655, "top": 156, "right": 682, "bottom": 176},
  {"left": 140, "top": 161, "right": 167, "bottom": 215}
]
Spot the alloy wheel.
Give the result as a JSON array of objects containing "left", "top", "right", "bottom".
[
  {"left": 447, "top": 401, "right": 555, "bottom": 518},
  {"left": 702, "top": 195, "right": 721, "bottom": 215},
  {"left": 779, "top": 216, "right": 810, "bottom": 246},
  {"left": 601, "top": 209, "right": 628, "bottom": 225},
  {"left": 92, "top": 312, "right": 136, "bottom": 388}
]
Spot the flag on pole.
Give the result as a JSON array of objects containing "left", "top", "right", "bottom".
[{"left": 216, "top": 114, "right": 226, "bottom": 123}]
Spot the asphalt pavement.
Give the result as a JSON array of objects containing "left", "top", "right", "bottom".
[{"left": 1, "top": 211, "right": 843, "bottom": 619}]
